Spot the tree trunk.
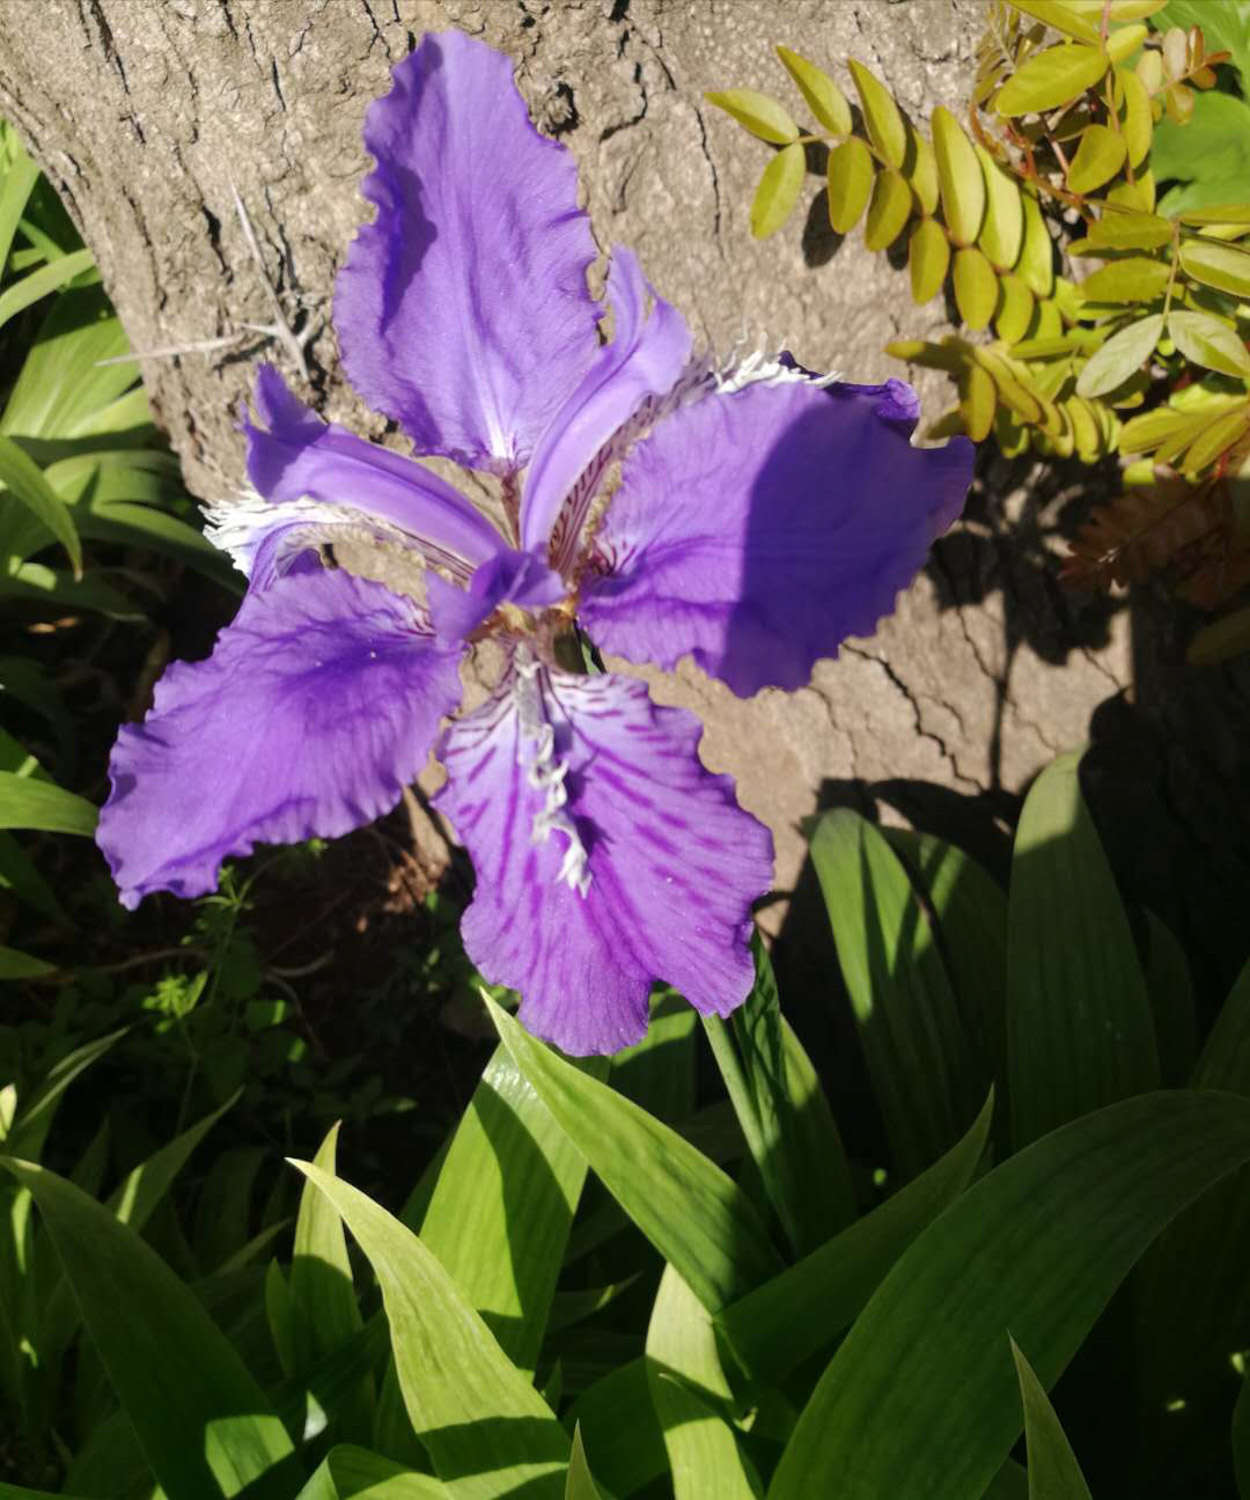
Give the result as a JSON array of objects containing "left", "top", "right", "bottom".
[{"left": 2, "top": 0, "right": 1247, "bottom": 995}]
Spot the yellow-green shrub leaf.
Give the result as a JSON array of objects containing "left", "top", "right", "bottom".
[
  {"left": 1064, "top": 396, "right": 1104, "bottom": 461},
  {"left": 1004, "top": 1, "right": 1100, "bottom": 43},
  {"left": 848, "top": 59, "right": 907, "bottom": 168},
  {"left": 1118, "top": 404, "right": 1206, "bottom": 455},
  {"left": 995, "top": 273, "right": 1035, "bottom": 341},
  {"left": 1107, "top": 169, "right": 1155, "bottom": 212},
  {"left": 1167, "top": 310, "right": 1250, "bottom": 378},
  {"left": 1074, "top": 313, "right": 1163, "bottom": 396},
  {"left": 750, "top": 142, "right": 805, "bottom": 239},
  {"left": 933, "top": 105, "right": 985, "bottom": 246},
  {"left": 994, "top": 44, "right": 1109, "bottom": 116},
  {"left": 953, "top": 245, "right": 999, "bottom": 330},
  {"left": 1010, "top": 1340, "right": 1094, "bottom": 1499},
  {"left": 1106, "top": 21, "right": 1148, "bottom": 63},
  {"left": 973, "top": 347, "right": 1045, "bottom": 423},
  {"left": 909, "top": 218, "right": 951, "bottom": 303},
  {"left": 703, "top": 89, "right": 798, "bottom": 145},
  {"left": 775, "top": 47, "right": 851, "bottom": 135},
  {"left": 961, "top": 362, "right": 998, "bottom": 441},
  {"left": 1179, "top": 238, "right": 1250, "bottom": 298},
  {"left": 1019, "top": 194, "right": 1056, "bottom": 296},
  {"left": 1179, "top": 405, "right": 1250, "bottom": 473},
  {"left": 1117, "top": 66, "right": 1152, "bottom": 167},
  {"left": 863, "top": 166, "right": 913, "bottom": 251},
  {"left": 1080, "top": 256, "right": 1171, "bottom": 302},
  {"left": 884, "top": 338, "right": 969, "bottom": 371},
  {"left": 1066, "top": 124, "right": 1128, "bottom": 195},
  {"left": 905, "top": 127, "right": 940, "bottom": 215},
  {"left": 827, "top": 137, "right": 874, "bottom": 233},
  {"left": 1178, "top": 204, "right": 1250, "bottom": 227},
  {"left": 976, "top": 145, "right": 1024, "bottom": 269},
  {"left": 1085, "top": 211, "right": 1173, "bottom": 250}
]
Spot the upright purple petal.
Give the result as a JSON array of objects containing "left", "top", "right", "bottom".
[
  {"left": 578, "top": 375, "right": 974, "bottom": 697},
  {"left": 97, "top": 569, "right": 463, "bottom": 909},
  {"left": 240, "top": 365, "right": 504, "bottom": 577},
  {"left": 435, "top": 658, "right": 773, "bottom": 1055},
  {"left": 519, "top": 248, "right": 693, "bottom": 563},
  {"left": 334, "top": 32, "right": 600, "bottom": 474}
]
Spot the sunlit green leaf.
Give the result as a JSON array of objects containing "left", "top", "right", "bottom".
[
  {"left": 294, "top": 1445, "right": 448, "bottom": 1499},
  {"left": 1085, "top": 211, "right": 1173, "bottom": 250},
  {"left": 750, "top": 142, "right": 806, "bottom": 239},
  {"left": 564, "top": 1427, "right": 604, "bottom": 1500},
  {"left": 962, "top": 361, "right": 999, "bottom": 440},
  {"left": 863, "top": 165, "right": 913, "bottom": 251},
  {"left": 1079, "top": 257, "right": 1171, "bottom": 302},
  {"left": 976, "top": 145, "right": 1024, "bottom": 270},
  {"left": 933, "top": 106, "right": 985, "bottom": 247},
  {"left": 1118, "top": 66, "right": 1152, "bottom": 169},
  {"left": 994, "top": 44, "right": 1109, "bottom": 116},
  {"left": 1066, "top": 124, "right": 1128, "bottom": 195},
  {"left": 1154, "top": 93, "right": 1250, "bottom": 217},
  {"left": 1179, "top": 237, "right": 1250, "bottom": 298},
  {"left": 1167, "top": 309, "right": 1250, "bottom": 377},
  {"left": 1074, "top": 313, "right": 1163, "bottom": 396},
  {"left": 905, "top": 126, "right": 940, "bottom": 216},
  {"left": 704, "top": 89, "right": 799, "bottom": 145},
  {"left": 1005, "top": 0, "right": 1101, "bottom": 41},
  {"left": 0, "top": 770, "right": 95, "bottom": 836},
  {"left": 0, "top": 433, "right": 80, "bottom": 575},
  {"left": 995, "top": 273, "right": 1036, "bottom": 342},
  {"left": 827, "top": 137, "right": 874, "bottom": 233},
  {"left": 775, "top": 47, "right": 851, "bottom": 135},
  {"left": 1010, "top": 1339, "right": 1093, "bottom": 1499},
  {"left": 1019, "top": 193, "right": 1056, "bottom": 296},
  {"left": 1180, "top": 403, "right": 1250, "bottom": 472},
  {"left": 953, "top": 245, "right": 1000, "bottom": 331},
  {"left": 768, "top": 1091, "right": 1250, "bottom": 1500},
  {"left": 909, "top": 217, "right": 952, "bottom": 304},
  {"left": 848, "top": 59, "right": 907, "bottom": 168}
]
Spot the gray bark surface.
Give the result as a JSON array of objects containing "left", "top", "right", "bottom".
[{"left": 2, "top": 0, "right": 1247, "bottom": 990}]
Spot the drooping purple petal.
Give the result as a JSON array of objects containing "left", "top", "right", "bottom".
[
  {"left": 578, "top": 374, "right": 975, "bottom": 697},
  {"left": 238, "top": 365, "right": 504, "bottom": 579},
  {"left": 435, "top": 658, "right": 773, "bottom": 1055},
  {"left": 97, "top": 569, "right": 463, "bottom": 909},
  {"left": 426, "top": 548, "right": 565, "bottom": 644},
  {"left": 334, "top": 31, "right": 601, "bottom": 474},
  {"left": 519, "top": 247, "right": 693, "bottom": 565}
]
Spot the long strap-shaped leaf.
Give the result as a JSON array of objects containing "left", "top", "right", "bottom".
[
  {"left": 290, "top": 1160, "right": 569, "bottom": 1500},
  {"left": 768, "top": 1090, "right": 1250, "bottom": 1500},
  {"left": 1, "top": 1158, "right": 296, "bottom": 1500},
  {"left": 486, "top": 996, "right": 782, "bottom": 1313},
  {"left": 0, "top": 434, "right": 81, "bottom": 575}
]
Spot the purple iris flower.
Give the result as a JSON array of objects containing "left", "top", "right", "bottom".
[{"left": 95, "top": 31, "right": 973, "bottom": 1055}]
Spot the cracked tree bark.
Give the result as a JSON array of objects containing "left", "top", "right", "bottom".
[{"left": 2, "top": 0, "right": 1247, "bottom": 996}]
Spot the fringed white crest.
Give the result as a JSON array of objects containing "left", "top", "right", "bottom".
[
  {"left": 714, "top": 346, "right": 842, "bottom": 395},
  {"left": 513, "top": 651, "right": 592, "bottom": 898}
]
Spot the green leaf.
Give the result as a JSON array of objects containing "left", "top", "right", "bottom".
[
  {"left": 1005, "top": 1, "right": 1101, "bottom": 42},
  {"left": 909, "top": 217, "right": 952, "bottom": 303},
  {"left": 1167, "top": 309, "right": 1250, "bottom": 376},
  {"left": 0, "top": 433, "right": 81, "bottom": 575},
  {"left": 419, "top": 1044, "right": 593, "bottom": 1373},
  {"left": 962, "top": 361, "right": 999, "bottom": 441},
  {"left": 995, "top": 272, "right": 1036, "bottom": 343},
  {"left": 953, "top": 245, "right": 1000, "bottom": 332},
  {"left": 775, "top": 47, "right": 851, "bottom": 135},
  {"left": 863, "top": 165, "right": 913, "bottom": 251},
  {"left": 767, "top": 1090, "right": 1250, "bottom": 1500},
  {"left": 4, "top": 1026, "right": 125, "bottom": 1160},
  {"left": 289, "top": 1123, "right": 372, "bottom": 1441},
  {"left": 1117, "top": 66, "right": 1152, "bottom": 169},
  {"left": 1179, "top": 236, "right": 1250, "bottom": 298},
  {"left": 295, "top": 1445, "right": 448, "bottom": 1499},
  {"left": 2, "top": 1158, "right": 295, "bottom": 1500},
  {"left": 486, "top": 995, "right": 782, "bottom": 1313},
  {"left": 564, "top": 1427, "right": 604, "bottom": 1500},
  {"left": 290, "top": 1159, "right": 568, "bottom": 1499},
  {"left": 0, "top": 248, "right": 94, "bottom": 333},
  {"left": 976, "top": 146, "right": 1024, "bottom": 270},
  {"left": 750, "top": 142, "right": 806, "bottom": 239},
  {"left": 646, "top": 1267, "right": 756, "bottom": 1500},
  {"left": 1084, "top": 211, "right": 1174, "bottom": 250},
  {"left": 0, "top": 770, "right": 96, "bottom": 837},
  {"left": 1154, "top": 93, "right": 1250, "bottom": 217},
  {"left": 1010, "top": 1339, "right": 1093, "bottom": 1500},
  {"left": 716, "top": 1091, "right": 993, "bottom": 1386},
  {"left": 933, "top": 106, "right": 985, "bottom": 247},
  {"left": 704, "top": 89, "right": 799, "bottom": 145},
  {"left": 705, "top": 939, "right": 854, "bottom": 1256},
  {"left": 827, "top": 137, "right": 874, "bottom": 234},
  {"left": 0, "top": 142, "right": 39, "bottom": 275},
  {"left": 847, "top": 59, "right": 907, "bottom": 169},
  {"left": 810, "top": 808, "right": 980, "bottom": 1175},
  {"left": 905, "top": 127, "right": 941, "bottom": 216},
  {"left": 1074, "top": 312, "right": 1163, "bottom": 396},
  {"left": 0, "top": 944, "right": 54, "bottom": 978},
  {"left": 1079, "top": 256, "right": 1171, "bottom": 302},
  {"left": 993, "top": 44, "right": 1109, "bottom": 116},
  {"left": 884, "top": 829, "right": 1010, "bottom": 1104},
  {"left": 1006, "top": 752, "right": 1158, "bottom": 1147},
  {"left": 1066, "top": 124, "right": 1128, "bottom": 195},
  {"left": 1235, "top": 1371, "right": 1250, "bottom": 1500},
  {"left": 1180, "top": 404, "right": 1250, "bottom": 471},
  {"left": 1019, "top": 194, "right": 1055, "bottom": 296},
  {"left": 565, "top": 1361, "right": 666, "bottom": 1500},
  {"left": 1143, "top": 910, "right": 1197, "bottom": 1086}
]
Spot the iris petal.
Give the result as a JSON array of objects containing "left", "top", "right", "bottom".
[{"left": 435, "top": 657, "right": 773, "bottom": 1055}]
